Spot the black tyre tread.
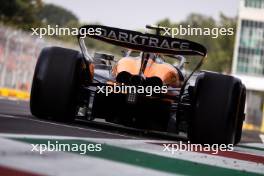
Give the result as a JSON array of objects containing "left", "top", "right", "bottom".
[
  {"left": 189, "top": 72, "right": 244, "bottom": 144},
  {"left": 234, "top": 85, "right": 246, "bottom": 144},
  {"left": 30, "top": 46, "right": 81, "bottom": 121}
]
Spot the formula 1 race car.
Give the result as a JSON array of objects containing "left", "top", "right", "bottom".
[{"left": 30, "top": 25, "right": 246, "bottom": 145}]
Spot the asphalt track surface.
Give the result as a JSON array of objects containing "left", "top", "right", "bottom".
[
  {"left": 0, "top": 98, "right": 264, "bottom": 176},
  {"left": 0, "top": 98, "right": 188, "bottom": 140},
  {"left": 0, "top": 98, "right": 262, "bottom": 142},
  {"left": 0, "top": 98, "right": 136, "bottom": 139}
]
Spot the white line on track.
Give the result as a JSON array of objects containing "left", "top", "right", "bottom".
[
  {"left": 0, "top": 133, "right": 172, "bottom": 144},
  {"left": 0, "top": 114, "right": 21, "bottom": 119},
  {"left": 0, "top": 113, "right": 139, "bottom": 139}
]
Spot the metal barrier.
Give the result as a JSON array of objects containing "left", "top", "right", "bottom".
[{"left": 0, "top": 25, "right": 77, "bottom": 92}]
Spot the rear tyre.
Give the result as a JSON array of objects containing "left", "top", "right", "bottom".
[
  {"left": 235, "top": 85, "right": 246, "bottom": 144},
  {"left": 30, "top": 47, "right": 83, "bottom": 122},
  {"left": 188, "top": 71, "right": 246, "bottom": 144}
]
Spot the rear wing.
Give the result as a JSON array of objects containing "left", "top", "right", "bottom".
[{"left": 78, "top": 25, "right": 207, "bottom": 57}]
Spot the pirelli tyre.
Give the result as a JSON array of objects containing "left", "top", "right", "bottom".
[
  {"left": 30, "top": 46, "right": 84, "bottom": 122},
  {"left": 188, "top": 71, "right": 246, "bottom": 145},
  {"left": 234, "top": 85, "right": 246, "bottom": 144}
]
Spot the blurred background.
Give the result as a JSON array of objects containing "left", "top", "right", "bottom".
[{"left": 0, "top": 0, "right": 263, "bottom": 136}]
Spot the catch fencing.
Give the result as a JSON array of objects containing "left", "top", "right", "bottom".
[{"left": 0, "top": 25, "right": 76, "bottom": 92}]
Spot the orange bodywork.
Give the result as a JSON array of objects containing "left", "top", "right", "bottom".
[{"left": 112, "top": 57, "right": 182, "bottom": 87}]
